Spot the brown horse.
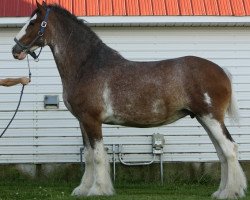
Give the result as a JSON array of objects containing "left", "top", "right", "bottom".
[{"left": 12, "top": 1, "right": 247, "bottom": 199}]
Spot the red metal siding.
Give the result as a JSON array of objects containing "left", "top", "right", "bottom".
[
  {"left": 73, "top": 0, "right": 86, "bottom": 16},
  {"left": 217, "top": 0, "right": 233, "bottom": 15},
  {"left": 1, "top": 0, "right": 250, "bottom": 17},
  {"left": 4, "top": 0, "right": 19, "bottom": 17},
  {"left": 244, "top": 0, "right": 250, "bottom": 15},
  {"left": 152, "top": 0, "right": 166, "bottom": 15},
  {"left": 139, "top": 0, "right": 153, "bottom": 16},
  {"left": 204, "top": 0, "right": 219, "bottom": 15},
  {"left": 86, "top": 0, "right": 99, "bottom": 16},
  {"left": 100, "top": 0, "right": 113, "bottom": 16},
  {"left": 179, "top": 0, "right": 193, "bottom": 15},
  {"left": 59, "top": 0, "right": 72, "bottom": 12},
  {"left": 126, "top": 0, "right": 140, "bottom": 15},
  {"left": 0, "top": 1, "right": 5, "bottom": 16},
  {"left": 231, "top": 0, "right": 245, "bottom": 16},
  {"left": 46, "top": 0, "right": 59, "bottom": 5},
  {"left": 165, "top": 0, "right": 179, "bottom": 15},
  {"left": 192, "top": 0, "right": 206, "bottom": 15},
  {"left": 18, "top": 0, "right": 34, "bottom": 16},
  {"left": 113, "top": 0, "right": 126, "bottom": 15}
]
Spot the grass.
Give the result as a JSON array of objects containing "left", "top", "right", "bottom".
[
  {"left": 0, "top": 180, "right": 249, "bottom": 200},
  {"left": 0, "top": 181, "right": 214, "bottom": 200},
  {"left": 0, "top": 164, "right": 249, "bottom": 200}
]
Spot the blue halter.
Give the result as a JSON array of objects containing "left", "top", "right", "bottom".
[{"left": 14, "top": 8, "right": 51, "bottom": 60}]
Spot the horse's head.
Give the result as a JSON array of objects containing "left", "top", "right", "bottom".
[{"left": 12, "top": 1, "right": 51, "bottom": 60}]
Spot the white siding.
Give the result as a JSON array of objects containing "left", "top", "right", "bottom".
[{"left": 0, "top": 26, "right": 250, "bottom": 163}]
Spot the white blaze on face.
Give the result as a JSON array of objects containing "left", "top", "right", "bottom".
[{"left": 15, "top": 14, "right": 37, "bottom": 40}]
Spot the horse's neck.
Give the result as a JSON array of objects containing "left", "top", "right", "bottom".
[{"left": 49, "top": 22, "right": 101, "bottom": 84}]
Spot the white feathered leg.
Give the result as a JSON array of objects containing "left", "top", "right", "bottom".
[
  {"left": 199, "top": 115, "right": 247, "bottom": 199},
  {"left": 218, "top": 142, "right": 247, "bottom": 199},
  {"left": 72, "top": 147, "right": 94, "bottom": 196},
  {"left": 88, "top": 140, "right": 114, "bottom": 196},
  {"left": 197, "top": 117, "right": 228, "bottom": 198},
  {"left": 210, "top": 140, "right": 228, "bottom": 198}
]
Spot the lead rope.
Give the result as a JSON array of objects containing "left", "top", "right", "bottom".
[{"left": 0, "top": 56, "right": 32, "bottom": 138}]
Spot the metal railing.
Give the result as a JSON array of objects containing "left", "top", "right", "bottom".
[{"left": 80, "top": 133, "right": 165, "bottom": 184}]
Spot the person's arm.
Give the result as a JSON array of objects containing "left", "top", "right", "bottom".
[{"left": 0, "top": 77, "right": 30, "bottom": 87}]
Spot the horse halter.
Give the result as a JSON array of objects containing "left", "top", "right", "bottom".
[{"left": 14, "top": 8, "right": 51, "bottom": 60}]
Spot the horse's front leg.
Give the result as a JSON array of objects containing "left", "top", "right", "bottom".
[
  {"left": 88, "top": 141, "right": 114, "bottom": 195},
  {"left": 86, "top": 119, "right": 114, "bottom": 196},
  {"left": 74, "top": 118, "right": 114, "bottom": 196},
  {"left": 71, "top": 123, "right": 94, "bottom": 196}
]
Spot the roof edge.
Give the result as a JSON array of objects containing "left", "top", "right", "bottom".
[
  {"left": 82, "top": 16, "right": 250, "bottom": 26},
  {"left": 1, "top": 16, "right": 250, "bottom": 27}
]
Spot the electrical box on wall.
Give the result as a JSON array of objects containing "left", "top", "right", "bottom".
[
  {"left": 152, "top": 133, "right": 165, "bottom": 154},
  {"left": 44, "top": 95, "right": 59, "bottom": 109}
]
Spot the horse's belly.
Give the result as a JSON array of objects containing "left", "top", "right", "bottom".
[
  {"left": 102, "top": 106, "right": 186, "bottom": 128},
  {"left": 103, "top": 114, "right": 185, "bottom": 128},
  {"left": 101, "top": 84, "right": 187, "bottom": 127}
]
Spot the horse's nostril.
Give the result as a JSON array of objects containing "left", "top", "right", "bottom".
[
  {"left": 12, "top": 44, "right": 22, "bottom": 55},
  {"left": 12, "top": 46, "right": 17, "bottom": 55},
  {"left": 12, "top": 47, "right": 20, "bottom": 59}
]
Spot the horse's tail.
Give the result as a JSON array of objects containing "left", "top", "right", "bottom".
[{"left": 224, "top": 69, "right": 240, "bottom": 124}]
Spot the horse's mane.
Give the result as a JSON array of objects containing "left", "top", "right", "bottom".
[
  {"left": 31, "top": 4, "right": 87, "bottom": 26},
  {"left": 48, "top": 4, "right": 86, "bottom": 25},
  {"left": 32, "top": 4, "right": 122, "bottom": 62}
]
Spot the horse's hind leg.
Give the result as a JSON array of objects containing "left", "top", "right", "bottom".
[
  {"left": 197, "top": 115, "right": 247, "bottom": 199},
  {"left": 72, "top": 123, "right": 94, "bottom": 196},
  {"left": 197, "top": 117, "right": 228, "bottom": 197}
]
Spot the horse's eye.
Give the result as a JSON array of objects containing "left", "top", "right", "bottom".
[{"left": 29, "top": 20, "right": 35, "bottom": 26}]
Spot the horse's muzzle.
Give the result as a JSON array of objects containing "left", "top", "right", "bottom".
[{"left": 12, "top": 45, "right": 27, "bottom": 60}]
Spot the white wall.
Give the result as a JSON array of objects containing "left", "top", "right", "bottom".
[{"left": 0, "top": 26, "right": 249, "bottom": 163}]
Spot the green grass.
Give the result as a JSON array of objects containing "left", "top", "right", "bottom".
[
  {"left": 0, "top": 181, "right": 212, "bottom": 200},
  {"left": 0, "top": 180, "right": 249, "bottom": 200},
  {"left": 0, "top": 165, "right": 249, "bottom": 200}
]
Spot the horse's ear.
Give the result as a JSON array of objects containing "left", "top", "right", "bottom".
[
  {"left": 36, "top": 1, "right": 46, "bottom": 11},
  {"left": 42, "top": 1, "right": 47, "bottom": 9}
]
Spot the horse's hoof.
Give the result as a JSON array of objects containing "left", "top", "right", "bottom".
[
  {"left": 215, "top": 188, "right": 245, "bottom": 199},
  {"left": 212, "top": 190, "right": 221, "bottom": 199},
  {"left": 87, "top": 184, "right": 114, "bottom": 196},
  {"left": 71, "top": 185, "right": 88, "bottom": 197}
]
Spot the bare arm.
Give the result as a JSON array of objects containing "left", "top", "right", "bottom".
[{"left": 0, "top": 77, "right": 30, "bottom": 87}]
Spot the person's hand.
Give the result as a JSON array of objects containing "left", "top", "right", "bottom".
[{"left": 20, "top": 77, "right": 30, "bottom": 85}]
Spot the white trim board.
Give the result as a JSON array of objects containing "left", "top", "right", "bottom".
[{"left": 1, "top": 16, "right": 250, "bottom": 27}]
